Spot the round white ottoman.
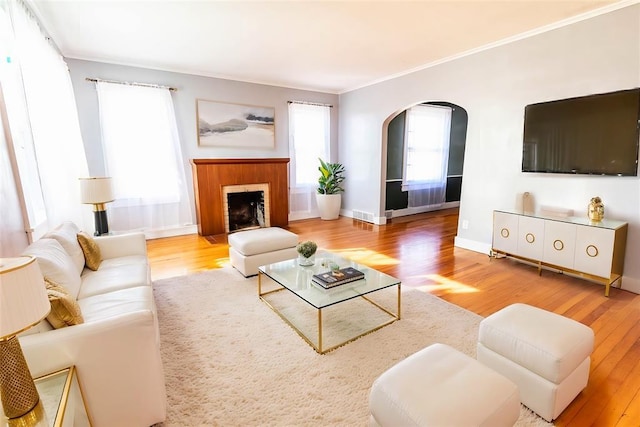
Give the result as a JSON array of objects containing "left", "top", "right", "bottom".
[
  {"left": 477, "top": 303, "right": 594, "bottom": 422},
  {"left": 369, "top": 343, "right": 520, "bottom": 427},
  {"left": 228, "top": 227, "right": 298, "bottom": 276}
]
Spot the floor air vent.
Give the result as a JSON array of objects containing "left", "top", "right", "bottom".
[{"left": 353, "top": 210, "right": 375, "bottom": 224}]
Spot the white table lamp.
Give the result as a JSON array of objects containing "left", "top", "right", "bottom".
[{"left": 0, "top": 256, "right": 50, "bottom": 419}]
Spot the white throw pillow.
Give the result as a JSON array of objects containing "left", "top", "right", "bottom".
[{"left": 22, "top": 238, "right": 83, "bottom": 300}]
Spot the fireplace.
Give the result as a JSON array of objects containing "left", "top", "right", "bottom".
[
  {"left": 222, "top": 184, "right": 271, "bottom": 233},
  {"left": 191, "top": 158, "right": 289, "bottom": 236},
  {"left": 227, "top": 192, "right": 263, "bottom": 231}
]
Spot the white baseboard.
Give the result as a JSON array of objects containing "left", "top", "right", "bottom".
[
  {"left": 387, "top": 201, "right": 460, "bottom": 218},
  {"left": 454, "top": 236, "right": 492, "bottom": 255},
  {"left": 289, "top": 212, "right": 318, "bottom": 221},
  {"left": 344, "top": 202, "right": 460, "bottom": 226},
  {"left": 620, "top": 277, "right": 640, "bottom": 294},
  {"left": 374, "top": 216, "right": 387, "bottom": 225},
  {"left": 144, "top": 225, "right": 198, "bottom": 240}
]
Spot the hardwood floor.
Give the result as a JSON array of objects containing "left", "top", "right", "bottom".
[{"left": 147, "top": 209, "right": 640, "bottom": 426}]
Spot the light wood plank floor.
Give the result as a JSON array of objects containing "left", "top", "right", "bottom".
[{"left": 147, "top": 209, "right": 640, "bottom": 426}]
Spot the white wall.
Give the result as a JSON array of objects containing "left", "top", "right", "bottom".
[
  {"left": 66, "top": 59, "right": 339, "bottom": 231},
  {"left": 338, "top": 4, "right": 640, "bottom": 292}
]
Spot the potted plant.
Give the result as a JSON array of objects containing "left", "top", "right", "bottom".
[
  {"left": 316, "top": 158, "right": 345, "bottom": 220},
  {"left": 297, "top": 240, "right": 318, "bottom": 266}
]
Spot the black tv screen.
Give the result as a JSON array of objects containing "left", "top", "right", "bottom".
[{"left": 522, "top": 88, "right": 640, "bottom": 176}]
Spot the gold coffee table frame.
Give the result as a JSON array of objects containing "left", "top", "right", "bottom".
[{"left": 258, "top": 253, "right": 401, "bottom": 354}]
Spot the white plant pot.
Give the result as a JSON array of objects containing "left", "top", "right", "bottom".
[{"left": 316, "top": 193, "right": 341, "bottom": 220}]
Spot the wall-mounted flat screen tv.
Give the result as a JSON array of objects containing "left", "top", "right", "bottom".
[{"left": 522, "top": 88, "right": 640, "bottom": 176}]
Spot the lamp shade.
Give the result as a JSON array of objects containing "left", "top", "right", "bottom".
[
  {"left": 0, "top": 257, "right": 50, "bottom": 339},
  {"left": 79, "top": 177, "right": 114, "bottom": 204}
]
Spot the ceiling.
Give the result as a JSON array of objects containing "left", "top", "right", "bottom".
[{"left": 31, "top": 0, "right": 629, "bottom": 94}]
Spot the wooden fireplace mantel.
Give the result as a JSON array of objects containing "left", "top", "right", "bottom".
[{"left": 191, "top": 158, "right": 290, "bottom": 236}]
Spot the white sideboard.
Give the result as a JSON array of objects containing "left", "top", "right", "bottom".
[{"left": 492, "top": 210, "right": 628, "bottom": 296}]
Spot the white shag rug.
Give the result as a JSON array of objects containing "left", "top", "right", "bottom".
[{"left": 153, "top": 267, "right": 552, "bottom": 426}]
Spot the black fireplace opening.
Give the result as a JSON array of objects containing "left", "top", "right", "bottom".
[{"left": 227, "top": 191, "right": 266, "bottom": 232}]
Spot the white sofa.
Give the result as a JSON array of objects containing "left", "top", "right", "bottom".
[{"left": 19, "top": 222, "right": 166, "bottom": 427}]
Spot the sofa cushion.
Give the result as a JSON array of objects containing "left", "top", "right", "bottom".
[
  {"left": 78, "top": 286, "right": 155, "bottom": 323},
  {"left": 97, "top": 255, "right": 149, "bottom": 270},
  {"left": 77, "top": 231, "right": 102, "bottom": 271},
  {"left": 45, "top": 278, "right": 84, "bottom": 329},
  {"left": 23, "top": 239, "right": 82, "bottom": 300},
  {"left": 79, "top": 263, "right": 150, "bottom": 299},
  {"left": 44, "top": 222, "right": 85, "bottom": 275}
]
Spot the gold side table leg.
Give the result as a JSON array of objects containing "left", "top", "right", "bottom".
[{"left": 258, "top": 271, "right": 262, "bottom": 296}]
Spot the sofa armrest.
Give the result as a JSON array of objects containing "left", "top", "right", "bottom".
[
  {"left": 20, "top": 310, "right": 166, "bottom": 427},
  {"left": 94, "top": 232, "right": 147, "bottom": 259}
]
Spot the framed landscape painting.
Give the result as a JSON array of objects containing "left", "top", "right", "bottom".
[{"left": 197, "top": 99, "right": 275, "bottom": 148}]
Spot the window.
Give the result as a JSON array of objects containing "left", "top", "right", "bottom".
[
  {"left": 96, "top": 81, "right": 191, "bottom": 234},
  {"left": 402, "top": 104, "right": 452, "bottom": 207},
  {"left": 289, "top": 102, "right": 330, "bottom": 186},
  {"left": 1, "top": 0, "right": 90, "bottom": 239},
  {"left": 288, "top": 102, "right": 330, "bottom": 219}
]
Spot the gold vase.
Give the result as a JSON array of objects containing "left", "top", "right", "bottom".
[{"left": 588, "top": 197, "right": 604, "bottom": 222}]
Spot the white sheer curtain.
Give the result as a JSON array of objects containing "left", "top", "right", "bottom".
[
  {"left": 96, "top": 81, "right": 191, "bottom": 234},
  {"left": 288, "top": 102, "right": 330, "bottom": 220},
  {"left": 402, "top": 104, "right": 452, "bottom": 208},
  {"left": 7, "top": 0, "right": 90, "bottom": 234}
]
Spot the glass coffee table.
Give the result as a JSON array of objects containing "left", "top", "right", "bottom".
[{"left": 258, "top": 251, "right": 401, "bottom": 354}]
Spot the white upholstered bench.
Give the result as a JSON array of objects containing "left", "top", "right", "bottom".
[
  {"left": 369, "top": 343, "right": 520, "bottom": 427},
  {"left": 228, "top": 227, "right": 298, "bottom": 276},
  {"left": 477, "top": 303, "right": 594, "bottom": 422}
]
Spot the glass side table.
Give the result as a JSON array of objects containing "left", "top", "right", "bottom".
[{"left": 2, "top": 366, "right": 91, "bottom": 427}]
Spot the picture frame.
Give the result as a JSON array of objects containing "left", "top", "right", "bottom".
[{"left": 196, "top": 99, "right": 275, "bottom": 148}]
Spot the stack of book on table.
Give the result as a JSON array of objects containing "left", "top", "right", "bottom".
[{"left": 312, "top": 267, "right": 365, "bottom": 289}]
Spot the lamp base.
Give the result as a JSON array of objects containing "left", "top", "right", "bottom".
[
  {"left": 0, "top": 336, "right": 39, "bottom": 419},
  {"left": 6, "top": 401, "right": 44, "bottom": 427},
  {"left": 92, "top": 208, "right": 110, "bottom": 236}
]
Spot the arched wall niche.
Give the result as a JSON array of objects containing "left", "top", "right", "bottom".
[{"left": 380, "top": 101, "right": 469, "bottom": 219}]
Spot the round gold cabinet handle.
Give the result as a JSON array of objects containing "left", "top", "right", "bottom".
[
  {"left": 553, "top": 239, "right": 564, "bottom": 251},
  {"left": 500, "top": 228, "right": 510, "bottom": 238},
  {"left": 586, "top": 245, "right": 599, "bottom": 258},
  {"left": 525, "top": 233, "right": 535, "bottom": 244}
]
